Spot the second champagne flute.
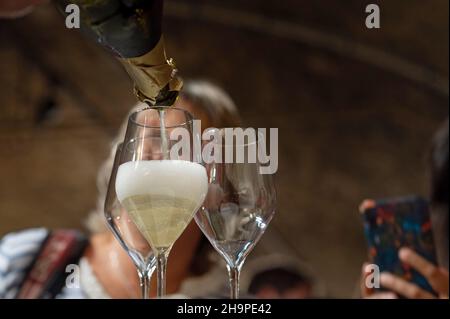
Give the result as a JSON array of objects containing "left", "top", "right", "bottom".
[
  {"left": 115, "top": 107, "right": 208, "bottom": 297},
  {"left": 196, "top": 128, "right": 277, "bottom": 299}
]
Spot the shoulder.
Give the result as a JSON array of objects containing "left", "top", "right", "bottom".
[{"left": 0, "top": 228, "right": 49, "bottom": 298}]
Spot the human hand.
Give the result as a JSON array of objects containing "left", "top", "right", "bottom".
[{"left": 361, "top": 248, "right": 449, "bottom": 299}]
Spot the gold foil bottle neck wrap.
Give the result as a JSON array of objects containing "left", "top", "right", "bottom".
[{"left": 120, "top": 36, "right": 183, "bottom": 106}]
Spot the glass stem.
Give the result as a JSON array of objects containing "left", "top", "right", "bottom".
[
  {"left": 227, "top": 264, "right": 241, "bottom": 299},
  {"left": 137, "top": 270, "right": 150, "bottom": 299},
  {"left": 156, "top": 251, "right": 168, "bottom": 298}
]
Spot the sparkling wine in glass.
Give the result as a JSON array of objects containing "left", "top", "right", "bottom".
[
  {"left": 115, "top": 107, "right": 208, "bottom": 297},
  {"left": 104, "top": 143, "right": 155, "bottom": 299},
  {"left": 195, "top": 128, "right": 277, "bottom": 299}
]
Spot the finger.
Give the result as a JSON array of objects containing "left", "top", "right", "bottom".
[
  {"left": 365, "top": 292, "right": 398, "bottom": 299},
  {"left": 361, "top": 263, "right": 370, "bottom": 296},
  {"left": 359, "top": 199, "right": 376, "bottom": 213},
  {"left": 380, "top": 272, "right": 435, "bottom": 299},
  {"left": 399, "top": 248, "right": 448, "bottom": 294}
]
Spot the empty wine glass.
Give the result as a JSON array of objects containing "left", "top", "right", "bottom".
[
  {"left": 195, "top": 128, "right": 277, "bottom": 299},
  {"left": 104, "top": 143, "right": 156, "bottom": 299}
]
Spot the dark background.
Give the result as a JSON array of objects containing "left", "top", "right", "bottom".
[{"left": 0, "top": 0, "right": 448, "bottom": 297}]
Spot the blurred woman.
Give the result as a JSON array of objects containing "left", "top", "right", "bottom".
[{"left": 0, "top": 80, "right": 241, "bottom": 298}]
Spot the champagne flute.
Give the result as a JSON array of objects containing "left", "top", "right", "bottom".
[
  {"left": 104, "top": 143, "right": 156, "bottom": 299},
  {"left": 195, "top": 128, "right": 277, "bottom": 299},
  {"left": 116, "top": 107, "right": 208, "bottom": 298}
]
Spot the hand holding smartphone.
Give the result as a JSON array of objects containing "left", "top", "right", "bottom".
[{"left": 360, "top": 195, "right": 438, "bottom": 295}]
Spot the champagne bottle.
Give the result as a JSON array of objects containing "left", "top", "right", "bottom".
[{"left": 55, "top": 0, "right": 182, "bottom": 106}]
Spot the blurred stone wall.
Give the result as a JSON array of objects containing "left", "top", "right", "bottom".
[{"left": 0, "top": 0, "right": 448, "bottom": 297}]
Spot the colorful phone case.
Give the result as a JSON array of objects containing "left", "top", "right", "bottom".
[{"left": 361, "top": 195, "right": 437, "bottom": 295}]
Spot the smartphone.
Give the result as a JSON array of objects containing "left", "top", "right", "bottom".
[{"left": 360, "top": 195, "right": 437, "bottom": 295}]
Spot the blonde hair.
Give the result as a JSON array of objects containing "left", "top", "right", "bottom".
[{"left": 85, "top": 80, "right": 241, "bottom": 233}]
